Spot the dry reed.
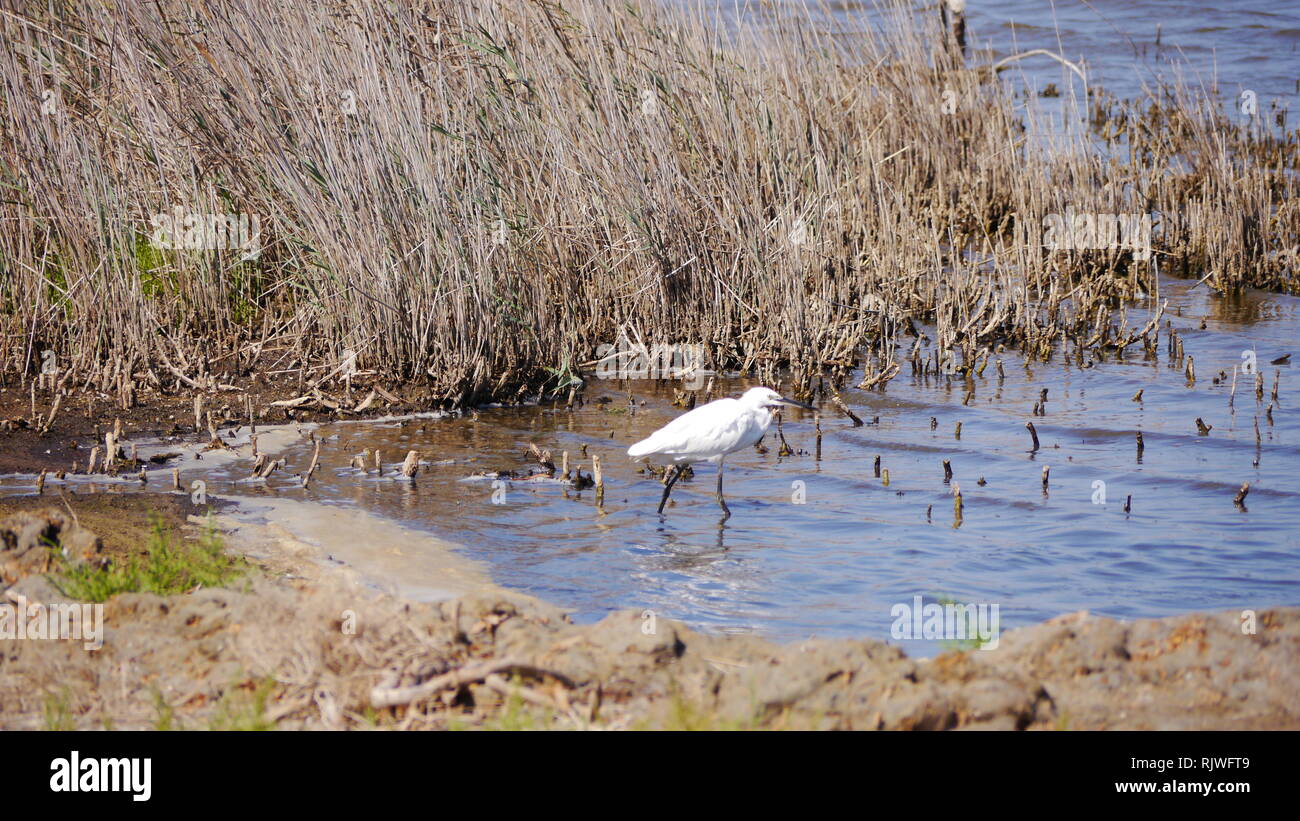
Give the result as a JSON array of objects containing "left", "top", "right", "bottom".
[{"left": 0, "top": 0, "right": 1293, "bottom": 407}]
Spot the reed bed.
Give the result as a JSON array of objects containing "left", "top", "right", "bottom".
[{"left": 0, "top": 0, "right": 1295, "bottom": 407}]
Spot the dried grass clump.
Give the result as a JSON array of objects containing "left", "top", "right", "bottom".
[{"left": 0, "top": 0, "right": 1294, "bottom": 403}]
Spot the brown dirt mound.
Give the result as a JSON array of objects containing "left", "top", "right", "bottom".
[
  {"left": 1, "top": 496, "right": 1295, "bottom": 730},
  {"left": 2, "top": 568, "right": 1295, "bottom": 729}
]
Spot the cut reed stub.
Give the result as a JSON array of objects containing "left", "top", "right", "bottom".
[
  {"left": 830, "top": 393, "right": 862, "bottom": 426},
  {"left": 1123, "top": 495, "right": 1132, "bottom": 514},
  {"left": 1234, "top": 482, "right": 1250, "bottom": 506},
  {"left": 873, "top": 455, "right": 881, "bottom": 478},
  {"left": 1131, "top": 388, "right": 1143, "bottom": 402},
  {"left": 776, "top": 417, "right": 794, "bottom": 456},
  {"left": 1136, "top": 430, "right": 1144, "bottom": 456},
  {"left": 940, "top": 0, "right": 967, "bottom": 63},
  {"left": 1195, "top": 417, "right": 1212, "bottom": 436},
  {"left": 1041, "top": 465, "right": 1050, "bottom": 489},
  {"left": 1025, "top": 421, "right": 1040, "bottom": 452},
  {"left": 942, "top": 459, "right": 952, "bottom": 483},
  {"left": 303, "top": 439, "right": 322, "bottom": 487},
  {"left": 206, "top": 411, "right": 220, "bottom": 447},
  {"left": 400, "top": 450, "right": 420, "bottom": 479}
]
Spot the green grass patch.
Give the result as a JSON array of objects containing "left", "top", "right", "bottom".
[
  {"left": 207, "top": 677, "right": 277, "bottom": 731},
  {"left": 52, "top": 517, "right": 247, "bottom": 603},
  {"left": 43, "top": 687, "right": 75, "bottom": 730}
]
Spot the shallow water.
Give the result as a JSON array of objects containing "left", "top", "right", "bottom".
[
  {"left": 968, "top": 0, "right": 1299, "bottom": 111},
  {"left": 50, "top": 274, "right": 1282, "bottom": 653},
  {"left": 694, "top": 0, "right": 1299, "bottom": 119}
]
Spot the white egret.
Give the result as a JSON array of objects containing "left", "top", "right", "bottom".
[{"left": 627, "top": 387, "right": 815, "bottom": 518}]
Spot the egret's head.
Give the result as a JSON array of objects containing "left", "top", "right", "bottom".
[{"left": 740, "top": 387, "right": 815, "bottom": 411}]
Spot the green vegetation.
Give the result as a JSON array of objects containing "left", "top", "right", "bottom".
[
  {"left": 52, "top": 518, "right": 247, "bottom": 603},
  {"left": 42, "top": 687, "right": 75, "bottom": 731},
  {"left": 207, "top": 677, "right": 277, "bottom": 731},
  {"left": 936, "top": 594, "right": 993, "bottom": 653},
  {"left": 151, "top": 688, "right": 181, "bottom": 731},
  {"left": 463, "top": 682, "right": 560, "bottom": 732},
  {"left": 646, "top": 691, "right": 764, "bottom": 732}
]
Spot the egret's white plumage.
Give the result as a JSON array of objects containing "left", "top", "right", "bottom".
[
  {"left": 629, "top": 388, "right": 781, "bottom": 463},
  {"left": 628, "top": 387, "right": 813, "bottom": 517}
]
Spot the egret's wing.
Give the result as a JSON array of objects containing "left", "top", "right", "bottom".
[{"left": 628, "top": 398, "right": 754, "bottom": 461}]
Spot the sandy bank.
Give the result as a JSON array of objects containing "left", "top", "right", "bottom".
[{"left": 0, "top": 494, "right": 1295, "bottom": 730}]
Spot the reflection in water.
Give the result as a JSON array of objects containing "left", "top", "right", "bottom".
[{"left": 58, "top": 274, "right": 1287, "bottom": 653}]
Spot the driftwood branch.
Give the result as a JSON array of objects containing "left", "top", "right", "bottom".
[
  {"left": 369, "top": 658, "right": 575, "bottom": 708},
  {"left": 991, "top": 49, "right": 1088, "bottom": 96}
]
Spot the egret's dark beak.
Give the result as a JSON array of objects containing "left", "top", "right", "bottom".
[{"left": 778, "top": 396, "right": 815, "bottom": 411}]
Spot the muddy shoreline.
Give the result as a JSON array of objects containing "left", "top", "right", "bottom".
[
  {"left": 0, "top": 374, "right": 443, "bottom": 476},
  {"left": 0, "top": 492, "right": 1295, "bottom": 730}
]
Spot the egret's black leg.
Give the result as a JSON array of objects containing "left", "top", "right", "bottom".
[
  {"left": 716, "top": 459, "right": 731, "bottom": 520},
  {"left": 658, "top": 464, "right": 684, "bottom": 514}
]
